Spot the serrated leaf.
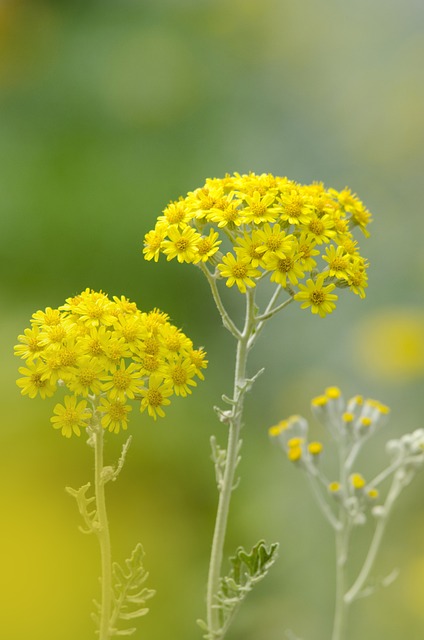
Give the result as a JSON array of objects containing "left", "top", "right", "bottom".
[
  {"left": 119, "top": 607, "right": 149, "bottom": 620},
  {"left": 66, "top": 482, "right": 98, "bottom": 534},
  {"left": 107, "top": 543, "right": 156, "bottom": 637},
  {"left": 205, "top": 540, "right": 279, "bottom": 639},
  {"left": 113, "top": 627, "right": 136, "bottom": 636}
]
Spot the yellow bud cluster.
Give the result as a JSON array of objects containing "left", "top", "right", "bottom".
[{"left": 15, "top": 289, "right": 207, "bottom": 437}]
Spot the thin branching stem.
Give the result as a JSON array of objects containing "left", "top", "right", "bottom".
[
  {"left": 344, "top": 470, "right": 403, "bottom": 605},
  {"left": 199, "top": 263, "right": 242, "bottom": 339},
  {"left": 306, "top": 469, "right": 341, "bottom": 531}
]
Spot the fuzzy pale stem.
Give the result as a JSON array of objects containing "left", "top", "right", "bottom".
[
  {"left": 345, "top": 470, "right": 402, "bottom": 605},
  {"left": 331, "top": 516, "right": 349, "bottom": 640},
  {"left": 94, "top": 425, "right": 113, "bottom": 640},
  {"left": 206, "top": 292, "right": 252, "bottom": 638},
  {"left": 331, "top": 431, "right": 351, "bottom": 640}
]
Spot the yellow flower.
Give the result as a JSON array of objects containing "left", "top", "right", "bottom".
[
  {"left": 14, "top": 325, "right": 43, "bottom": 362},
  {"left": 143, "top": 223, "right": 168, "bottom": 262},
  {"left": 296, "top": 232, "right": 320, "bottom": 271},
  {"left": 255, "top": 223, "right": 296, "bottom": 259},
  {"left": 78, "top": 325, "right": 110, "bottom": 362},
  {"left": 31, "top": 306, "right": 62, "bottom": 327},
  {"left": 99, "top": 397, "right": 132, "bottom": 434},
  {"left": 38, "top": 321, "right": 69, "bottom": 350},
  {"left": 322, "top": 245, "right": 352, "bottom": 279},
  {"left": 143, "top": 308, "right": 170, "bottom": 334},
  {"left": 50, "top": 395, "right": 91, "bottom": 438},
  {"left": 218, "top": 252, "right": 261, "bottom": 293},
  {"left": 347, "top": 256, "right": 368, "bottom": 298},
  {"left": 266, "top": 253, "right": 305, "bottom": 288},
  {"left": 67, "top": 355, "right": 104, "bottom": 397},
  {"left": 140, "top": 375, "right": 173, "bottom": 420},
  {"left": 188, "top": 348, "right": 208, "bottom": 380},
  {"left": 61, "top": 288, "right": 115, "bottom": 327},
  {"left": 234, "top": 231, "right": 267, "bottom": 268},
  {"left": 159, "top": 324, "right": 193, "bottom": 356},
  {"left": 162, "top": 225, "right": 201, "bottom": 263},
  {"left": 101, "top": 359, "right": 143, "bottom": 401},
  {"left": 112, "top": 314, "right": 147, "bottom": 347},
  {"left": 193, "top": 229, "right": 222, "bottom": 262},
  {"left": 350, "top": 473, "right": 366, "bottom": 490},
  {"left": 242, "top": 191, "right": 281, "bottom": 224},
  {"left": 164, "top": 357, "right": 198, "bottom": 397},
  {"left": 17, "top": 361, "right": 56, "bottom": 399},
  {"left": 308, "top": 441, "right": 323, "bottom": 456},
  {"left": 104, "top": 336, "right": 133, "bottom": 368},
  {"left": 207, "top": 201, "right": 246, "bottom": 228},
  {"left": 294, "top": 275, "right": 338, "bottom": 317},
  {"left": 303, "top": 214, "right": 336, "bottom": 244},
  {"left": 279, "top": 190, "right": 312, "bottom": 225},
  {"left": 158, "top": 201, "right": 191, "bottom": 227}
]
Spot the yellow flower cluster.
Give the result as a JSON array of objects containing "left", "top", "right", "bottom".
[
  {"left": 15, "top": 289, "right": 207, "bottom": 437},
  {"left": 144, "top": 172, "right": 371, "bottom": 317}
]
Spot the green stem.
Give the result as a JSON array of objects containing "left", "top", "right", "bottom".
[
  {"left": 94, "top": 425, "right": 112, "bottom": 640},
  {"left": 206, "top": 291, "right": 253, "bottom": 638}
]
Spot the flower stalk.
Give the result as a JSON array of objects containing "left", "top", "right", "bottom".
[
  {"left": 206, "top": 290, "right": 253, "bottom": 636},
  {"left": 270, "top": 388, "right": 424, "bottom": 640},
  {"left": 93, "top": 421, "right": 113, "bottom": 640},
  {"left": 142, "top": 171, "right": 373, "bottom": 638}
]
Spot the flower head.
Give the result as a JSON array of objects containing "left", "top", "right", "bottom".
[
  {"left": 51, "top": 396, "right": 91, "bottom": 438},
  {"left": 294, "top": 275, "right": 338, "bottom": 317},
  {"left": 15, "top": 290, "right": 207, "bottom": 437},
  {"left": 144, "top": 172, "right": 371, "bottom": 317}
]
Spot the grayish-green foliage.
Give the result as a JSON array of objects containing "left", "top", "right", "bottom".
[
  {"left": 92, "top": 543, "right": 156, "bottom": 637},
  {"left": 198, "top": 540, "right": 279, "bottom": 639}
]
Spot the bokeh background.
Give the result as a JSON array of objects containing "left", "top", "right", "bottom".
[{"left": 1, "top": 0, "right": 424, "bottom": 638}]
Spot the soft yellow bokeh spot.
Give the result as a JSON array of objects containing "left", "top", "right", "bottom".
[
  {"left": 354, "top": 308, "right": 424, "bottom": 382},
  {"left": 402, "top": 554, "right": 424, "bottom": 618}
]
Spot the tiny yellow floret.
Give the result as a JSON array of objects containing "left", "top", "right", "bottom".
[
  {"left": 287, "top": 437, "right": 304, "bottom": 448},
  {"left": 287, "top": 446, "right": 303, "bottom": 462},
  {"left": 326, "top": 386, "right": 341, "bottom": 399},
  {"left": 350, "top": 473, "right": 366, "bottom": 490},
  {"left": 268, "top": 420, "right": 289, "bottom": 436},
  {"left": 308, "top": 441, "right": 323, "bottom": 455},
  {"left": 367, "top": 488, "right": 379, "bottom": 500},
  {"left": 312, "top": 395, "right": 328, "bottom": 407},
  {"left": 328, "top": 481, "right": 341, "bottom": 493},
  {"left": 366, "top": 399, "right": 390, "bottom": 415}
]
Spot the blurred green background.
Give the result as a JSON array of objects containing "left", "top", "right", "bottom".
[{"left": 2, "top": 0, "right": 424, "bottom": 638}]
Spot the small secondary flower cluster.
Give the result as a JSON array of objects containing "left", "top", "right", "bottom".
[
  {"left": 144, "top": 172, "right": 371, "bottom": 317},
  {"left": 269, "top": 387, "right": 393, "bottom": 524},
  {"left": 15, "top": 289, "right": 207, "bottom": 437}
]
